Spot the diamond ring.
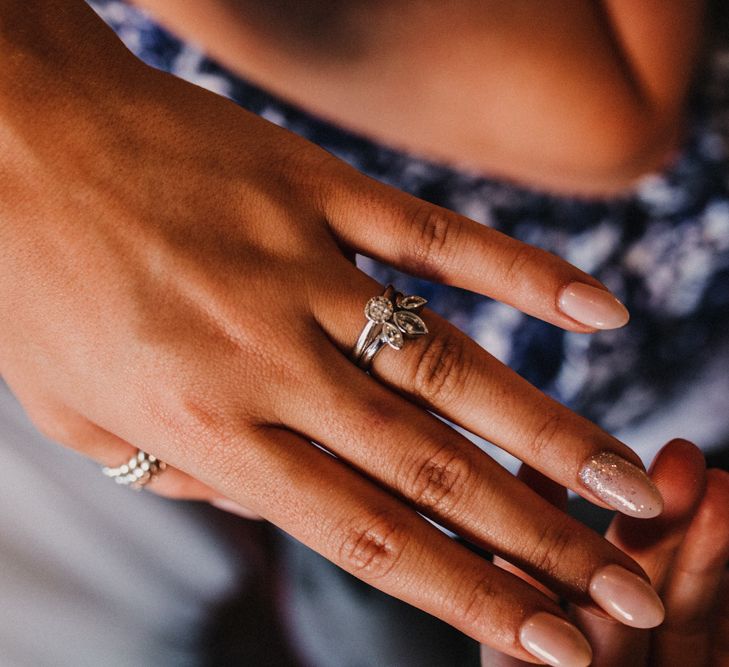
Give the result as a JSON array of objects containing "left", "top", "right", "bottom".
[{"left": 351, "top": 285, "right": 429, "bottom": 371}]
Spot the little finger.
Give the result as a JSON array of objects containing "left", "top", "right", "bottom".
[
  {"left": 284, "top": 347, "right": 664, "bottom": 627},
  {"left": 183, "top": 424, "right": 593, "bottom": 667},
  {"left": 653, "top": 468, "right": 729, "bottom": 665}
]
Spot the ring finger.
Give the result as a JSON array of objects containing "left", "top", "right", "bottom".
[{"left": 314, "top": 266, "right": 662, "bottom": 519}]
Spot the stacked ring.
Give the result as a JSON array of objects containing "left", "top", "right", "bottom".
[
  {"left": 101, "top": 449, "right": 167, "bottom": 490},
  {"left": 352, "top": 284, "right": 429, "bottom": 371}
]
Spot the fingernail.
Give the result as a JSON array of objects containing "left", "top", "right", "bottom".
[
  {"left": 579, "top": 451, "right": 663, "bottom": 518},
  {"left": 590, "top": 565, "right": 665, "bottom": 628},
  {"left": 519, "top": 612, "right": 592, "bottom": 667},
  {"left": 211, "top": 499, "right": 262, "bottom": 520},
  {"left": 558, "top": 282, "right": 629, "bottom": 329}
]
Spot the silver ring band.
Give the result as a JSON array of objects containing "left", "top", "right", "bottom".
[
  {"left": 102, "top": 449, "right": 167, "bottom": 490},
  {"left": 352, "top": 284, "right": 429, "bottom": 371}
]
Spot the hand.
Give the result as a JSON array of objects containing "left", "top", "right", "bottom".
[
  {"left": 1, "top": 4, "right": 664, "bottom": 660},
  {"left": 481, "top": 439, "right": 729, "bottom": 666}
]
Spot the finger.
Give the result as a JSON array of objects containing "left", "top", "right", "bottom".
[
  {"left": 24, "top": 402, "right": 262, "bottom": 518},
  {"left": 480, "top": 642, "right": 534, "bottom": 667},
  {"left": 711, "top": 571, "right": 729, "bottom": 666},
  {"left": 515, "top": 464, "right": 570, "bottom": 512},
  {"left": 324, "top": 174, "right": 629, "bottom": 331},
  {"left": 88, "top": 423, "right": 263, "bottom": 518},
  {"left": 493, "top": 465, "right": 568, "bottom": 600},
  {"left": 571, "top": 611, "right": 645, "bottom": 667},
  {"left": 314, "top": 268, "right": 663, "bottom": 519},
  {"left": 283, "top": 344, "right": 664, "bottom": 629},
  {"left": 167, "top": 424, "right": 593, "bottom": 666},
  {"left": 480, "top": 467, "right": 568, "bottom": 667},
  {"left": 606, "top": 439, "right": 706, "bottom": 585},
  {"left": 572, "top": 439, "right": 706, "bottom": 665},
  {"left": 653, "top": 468, "right": 729, "bottom": 665}
]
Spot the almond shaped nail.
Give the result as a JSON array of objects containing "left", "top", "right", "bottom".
[
  {"left": 519, "top": 612, "right": 592, "bottom": 667},
  {"left": 590, "top": 565, "right": 665, "bottom": 628},
  {"left": 558, "top": 282, "right": 629, "bottom": 329},
  {"left": 579, "top": 451, "right": 664, "bottom": 518}
]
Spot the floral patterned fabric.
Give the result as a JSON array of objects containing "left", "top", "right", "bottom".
[{"left": 89, "top": 1, "right": 729, "bottom": 462}]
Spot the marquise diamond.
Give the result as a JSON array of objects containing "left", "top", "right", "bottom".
[
  {"left": 393, "top": 310, "right": 428, "bottom": 336},
  {"left": 397, "top": 294, "right": 427, "bottom": 310}
]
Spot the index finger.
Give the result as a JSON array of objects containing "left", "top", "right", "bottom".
[{"left": 323, "top": 173, "right": 629, "bottom": 332}]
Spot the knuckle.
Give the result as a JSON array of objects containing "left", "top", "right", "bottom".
[
  {"left": 358, "top": 396, "right": 400, "bottom": 435},
  {"left": 456, "top": 573, "right": 501, "bottom": 628},
  {"left": 523, "top": 519, "right": 574, "bottom": 581},
  {"left": 406, "top": 446, "right": 474, "bottom": 518},
  {"left": 180, "top": 395, "right": 229, "bottom": 437},
  {"left": 412, "top": 333, "right": 471, "bottom": 406},
  {"left": 698, "top": 471, "right": 729, "bottom": 542},
  {"left": 502, "top": 243, "right": 543, "bottom": 292},
  {"left": 148, "top": 387, "right": 232, "bottom": 457},
  {"left": 527, "top": 411, "right": 566, "bottom": 459},
  {"left": 336, "top": 512, "right": 411, "bottom": 580},
  {"left": 314, "top": 394, "right": 400, "bottom": 455},
  {"left": 407, "top": 205, "right": 458, "bottom": 280}
]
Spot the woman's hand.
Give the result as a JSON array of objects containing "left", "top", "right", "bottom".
[
  {"left": 481, "top": 439, "right": 729, "bottom": 666},
  {"left": 2, "top": 2, "right": 664, "bottom": 661}
]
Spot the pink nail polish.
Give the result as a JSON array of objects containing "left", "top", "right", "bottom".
[
  {"left": 519, "top": 612, "right": 592, "bottom": 667},
  {"left": 579, "top": 451, "right": 664, "bottom": 518},
  {"left": 558, "top": 282, "right": 629, "bottom": 329},
  {"left": 590, "top": 565, "right": 665, "bottom": 628}
]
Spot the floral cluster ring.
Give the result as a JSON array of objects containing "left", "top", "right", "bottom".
[{"left": 352, "top": 285, "right": 429, "bottom": 371}]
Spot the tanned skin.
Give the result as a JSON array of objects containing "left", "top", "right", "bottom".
[{"left": 134, "top": 0, "right": 706, "bottom": 195}]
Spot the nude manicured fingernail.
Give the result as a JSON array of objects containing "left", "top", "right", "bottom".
[
  {"left": 590, "top": 565, "right": 665, "bottom": 628},
  {"left": 558, "top": 282, "right": 629, "bottom": 329},
  {"left": 519, "top": 612, "right": 592, "bottom": 667},
  {"left": 579, "top": 451, "right": 663, "bottom": 518}
]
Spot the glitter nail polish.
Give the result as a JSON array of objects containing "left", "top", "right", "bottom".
[{"left": 578, "top": 451, "right": 663, "bottom": 518}]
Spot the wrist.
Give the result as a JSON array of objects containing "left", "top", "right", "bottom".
[{"left": 0, "top": 1, "right": 144, "bottom": 121}]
